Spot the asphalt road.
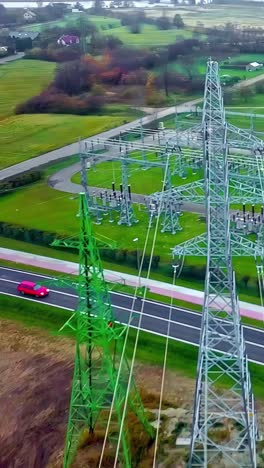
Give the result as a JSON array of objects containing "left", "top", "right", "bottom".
[
  {"left": 1, "top": 266, "right": 264, "bottom": 365},
  {"left": 0, "top": 52, "right": 24, "bottom": 65}
]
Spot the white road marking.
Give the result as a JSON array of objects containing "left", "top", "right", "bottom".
[
  {"left": 1, "top": 291, "right": 74, "bottom": 311},
  {"left": 1, "top": 266, "right": 264, "bottom": 336},
  {"left": 0, "top": 278, "right": 201, "bottom": 331},
  {"left": 2, "top": 291, "right": 264, "bottom": 367},
  {"left": 0, "top": 274, "right": 264, "bottom": 336}
]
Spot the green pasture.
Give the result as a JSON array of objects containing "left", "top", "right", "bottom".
[
  {"left": 228, "top": 54, "right": 264, "bottom": 65},
  {"left": 0, "top": 58, "right": 144, "bottom": 170},
  {"left": 146, "top": 4, "right": 264, "bottom": 28},
  {"left": 0, "top": 112, "right": 132, "bottom": 170},
  {"left": 0, "top": 59, "right": 56, "bottom": 119},
  {"left": 226, "top": 94, "right": 264, "bottom": 118},
  {"left": 101, "top": 23, "right": 200, "bottom": 47},
  {"left": 24, "top": 12, "right": 204, "bottom": 47},
  {"left": 22, "top": 4, "right": 264, "bottom": 31},
  {"left": 164, "top": 109, "right": 264, "bottom": 133},
  {"left": 160, "top": 54, "right": 264, "bottom": 81},
  {"left": 84, "top": 14, "right": 121, "bottom": 30}
]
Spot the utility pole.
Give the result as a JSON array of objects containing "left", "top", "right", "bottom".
[
  {"left": 187, "top": 61, "right": 258, "bottom": 467},
  {"left": 62, "top": 193, "right": 153, "bottom": 467}
]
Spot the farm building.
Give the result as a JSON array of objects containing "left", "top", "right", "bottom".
[
  {"left": 57, "top": 35, "right": 80, "bottom": 46},
  {"left": 9, "top": 31, "right": 39, "bottom": 40},
  {"left": 246, "top": 61, "right": 263, "bottom": 71}
]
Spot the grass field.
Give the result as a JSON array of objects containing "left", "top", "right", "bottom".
[
  {"left": 2, "top": 294, "right": 264, "bottom": 399},
  {"left": 0, "top": 58, "right": 143, "bottom": 170},
  {"left": 145, "top": 4, "right": 264, "bottom": 27},
  {"left": 25, "top": 5, "right": 264, "bottom": 31},
  {"left": 0, "top": 112, "right": 133, "bottom": 170},
  {"left": 100, "top": 23, "right": 201, "bottom": 47},
  {"left": 23, "top": 12, "right": 204, "bottom": 47},
  {"left": 0, "top": 177, "right": 205, "bottom": 262},
  {"left": 165, "top": 109, "right": 264, "bottom": 133},
  {"left": 23, "top": 13, "right": 121, "bottom": 32},
  {"left": 158, "top": 54, "right": 264, "bottom": 81},
  {"left": 0, "top": 59, "right": 56, "bottom": 119}
]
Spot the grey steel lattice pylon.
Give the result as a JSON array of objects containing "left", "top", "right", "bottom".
[{"left": 188, "top": 61, "right": 258, "bottom": 467}]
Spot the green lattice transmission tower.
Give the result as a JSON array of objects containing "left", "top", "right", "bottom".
[{"left": 63, "top": 193, "right": 153, "bottom": 467}]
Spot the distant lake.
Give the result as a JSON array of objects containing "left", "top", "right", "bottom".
[{"left": 2, "top": 1, "right": 153, "bottom": 7}]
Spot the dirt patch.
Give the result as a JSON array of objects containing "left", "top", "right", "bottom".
[
  {"left": 0, "top": 319, "right": 263, "bottom": 467},
  {"left": 0, "top": 320, "right": 74, "bottom": 468}
]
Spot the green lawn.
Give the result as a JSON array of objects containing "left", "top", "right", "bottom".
[
  {"left": 101, "top": 23, "right": 201, "bottom": 47},
  {"left": 226, "top": 94, "right": 264, "bottom": 117},
  {"left": 0, "top": 113, "right": 131, "bottom": 170},
  {"left": 85, "top": 14, "right": 121, "bottom": 30},
  {"left": 2, "top": 295, "right": 264, "bottom": 399},
  {"left": 0, "top": 59, "right": 56, "bottom": 119},
  {"left": 0, "top": 177, "right": 205, "bottom": 262}
]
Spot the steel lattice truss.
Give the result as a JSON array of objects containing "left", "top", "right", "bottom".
[
  {"left": 180, "top": 61, "right": 258, "bottom": 467},
  {"left": 61, "top": 194, "right": 153, "bottom": 468}
]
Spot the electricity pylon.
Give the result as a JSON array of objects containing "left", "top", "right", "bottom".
[
  {"left": 189, "top": 60, "right": 257, "bottom": 467},
  {"left": 63, "top": 193, "right": 153, "bottom": 468},
  {"left": 172, "top": 61, "right": 259, "bottom": 467}
]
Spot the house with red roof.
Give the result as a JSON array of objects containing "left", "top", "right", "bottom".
[{"left": 57, "top": 35, "right": 80, "bottom": 46}]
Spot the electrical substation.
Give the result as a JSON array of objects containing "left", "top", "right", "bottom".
[{"left": 57, "top": 60, "right": 264, "bottom": 467}]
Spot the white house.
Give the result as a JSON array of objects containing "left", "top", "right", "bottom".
[
  {"left": 246, "top": 61, "right": 263, "bottom": 71},
  {"left": 23, "top": 10, "right": 37, "bottom": 22}
]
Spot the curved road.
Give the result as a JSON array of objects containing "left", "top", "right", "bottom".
[
  {"left": 0, "top": 52, "right": 24, "bottom": 65},
  {"left": 1, "top": 266, "right": 264, "bottom": 366}
]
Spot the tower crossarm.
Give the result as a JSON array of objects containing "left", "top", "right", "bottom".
[
  {"left": 150, "top": 177, "right": 263, "bottom": 206},
  {"left": 172, "top": 232, "right": 259, "bottom": 258},
  {"left": 117, "top": 156, "right": 167, "bottom": 168},
  {"left": 150, "top": 180, "right": 205, "bottom": 205},
  {"left": 227, "top": 122, "right": 264, "bottom": 151}
]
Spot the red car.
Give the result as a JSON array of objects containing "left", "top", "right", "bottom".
[{"left": 17, "top": 281, "right": 49, "bottom": 298}]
